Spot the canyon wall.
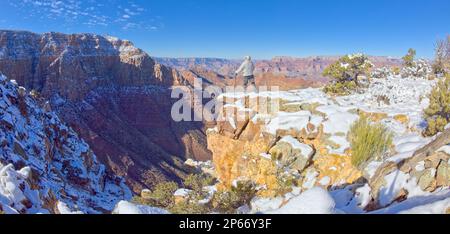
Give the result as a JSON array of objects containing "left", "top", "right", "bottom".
[
  {"left": 0, "top": 30, "right": 210, "bottom": 193},
  {"left": 0, "top": 74, "right": 130, "bottom": 213}
]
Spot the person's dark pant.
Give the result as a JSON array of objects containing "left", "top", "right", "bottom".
[{"left": 243, "top": 75, "right": 255, "bottom": 88}]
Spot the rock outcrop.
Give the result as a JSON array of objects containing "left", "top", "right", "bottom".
[
  {"left": 0, "top": 30, "right": 211, "bottom": 193},
  {"left": 207, "top": 92, "right": 362, "bottom": 197},
  {"left": 206, "top": 75, "right": 444, "bottom": 205},
  {"left": 0, "top": 74, "right": 131, "bottom": 214},
  {"left": 367, "top": 129, "right": 450, "bottom": 210}
]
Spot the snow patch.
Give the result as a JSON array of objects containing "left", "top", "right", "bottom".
[
  {"left": 319, "top": 176, "right": 331, "bottom": 186},
  {"left": 322, "top": 111, "right": 359, "bottom": 135},
  {"left": 250, "top": 196, "right": 284, "bottom": 213},
  {"left": 279, "top": 136, "right": 313, "bottom": 158},
  {"left": 302, "top": 170, "right": 319, "bottom": 190},
  {"left": 112, "top": 201, "right": 169, "bottom": 214},
  {"left": 265, "top": 111, "right": 311, "bottom": 135},
  {"left": 437, "top": 145, "right": 450, "bottom": 155},
  {"left": 378, "top": 170, "right": 428, "bottom": 207},
  {"left": 266, "top": 187, "right": 336, "bottom": 214}
]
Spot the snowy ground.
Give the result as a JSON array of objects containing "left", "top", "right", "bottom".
[
  {"left": 223, "top": 76, "right": 437, "bottom": 159},
  {"left": 2, "top": 70, "right": 446, "bottom": 214},
  {"left": 108, "top": 75, "right": 448, "bottom": 214},
  {"left": 211, "top": 75, "right": 449, "bottom": 214}
]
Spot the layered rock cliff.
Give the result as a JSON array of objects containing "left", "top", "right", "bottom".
[
  {"left": 0, "top": 30, "right": 211, "bottom": 193},
  {"left": 156, "top": 56, "right": 402, "bottom": 80},
  {"left": 0, "top": 74, "right": 131, "bottom": 214}
]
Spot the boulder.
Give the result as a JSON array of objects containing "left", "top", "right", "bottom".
[
  {"left": 367, "top": 129, "right": 450, "bottom": 210},
  {"left": 436, "top": 160, "right": 449, "bottom": 188},
  {"left": 269, "top": 137, "right": 314, "bottom": 172},
  {"left": 417, "top": 168, "right": 437, "bottom": 191},
  {"left": 217, "top": 105, "right": 256, "bottom": 140},
  {"left": 393, "top": 114, "right": 409, "bottom": 125},
  {"left": 208, "top": 130, "right": 278, "bottom": 195}
]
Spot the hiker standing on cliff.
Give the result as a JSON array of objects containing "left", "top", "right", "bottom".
[{"left": 235, "top": 56, "right": 255, "bottom": 90}]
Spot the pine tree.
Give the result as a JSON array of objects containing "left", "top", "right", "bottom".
[
  {"left": 402, "top": 48, "right": 416, "bottom": 68},
  {"left": 424, "top": 75, "right": 450, "bottom": 136},
  {"left": 322, "top": 54, "right": 373, "bottom": 94}
]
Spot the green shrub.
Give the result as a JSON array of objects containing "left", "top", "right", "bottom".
[
  {"left": 211, "top": 181, "right": 256, "bottom": 214},
  {"left": 371, "top": 67, "right": 392, "bottom": 79},
  {"left": 323, "top": 54, "right": 373, "bottom": 84},
  {"left": 349, "top": 116, "right": 393, "bottom": 169},
  {"left": 170, "top": 173, "right": 217, "bottom": 214},
  {"left": 232, "top": 180, "right": 257, "bottom": 203},
  {"left": 423, "top": 75, "right": 450, "bottom": 136},
  {"left": 211, "top": 190, "right": 242, "bottom": 214},
  {"left": 183, "top": 173, "right": 216, "bottom": 193},
  {"left": 322, "top": 54, "right": 372, "bottom": 95},
  {"left": 133, "top": 173, "right": 218, "bottom": 213},
  {"left": 392, "top": 66, "right": 401, "bottom": 75},
  {"left": 402, "top": 48, "right": 416, "bottom": 68},
  {"left": 170, "top": 199, "right": 209, "bottom": 214},
  {"left": 132, "top": 181, "right": 178, "bottom": 208},
  {"left": 323, "top": 81, "right": 357, "bottom": 95},
  {"left": 274, "top": 172, "right": 298, "bottom": 196},
  {"left": 400, "top": 59, "right": 433, "bottom": 79}
]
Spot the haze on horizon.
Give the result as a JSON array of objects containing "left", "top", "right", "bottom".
[{"left": 0, "top": 0, "right": 449, "bottom": 59}]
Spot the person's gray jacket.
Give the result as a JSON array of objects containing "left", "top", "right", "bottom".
[{"left": 235, "top": 57, "right": 255, "bottom": 77}]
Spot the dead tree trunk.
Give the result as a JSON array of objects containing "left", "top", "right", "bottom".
[{"left": 412, "top": 128, "right": 450, "bottom": 160}]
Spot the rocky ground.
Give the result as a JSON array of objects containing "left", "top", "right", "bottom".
[
  {"left": 0, "top": 30, "right": 447, "bottom": 214},
  {"left": 208, "top": 75, "right": 449, "bottom": 213},
  {"left": 118, "top": 74, "right": 449, "bottom": 214}
]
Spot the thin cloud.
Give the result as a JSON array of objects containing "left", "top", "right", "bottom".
[{"left": 8, "top": 0, "right": 162, "bottom": 32}]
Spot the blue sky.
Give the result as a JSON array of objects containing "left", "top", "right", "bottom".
[{"left": 0, "top": 0, "right": 449, "bottom": 59}]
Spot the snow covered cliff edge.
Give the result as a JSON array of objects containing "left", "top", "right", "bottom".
[{"left": 0, "top": 73, "right": 131, "bottom": 214}]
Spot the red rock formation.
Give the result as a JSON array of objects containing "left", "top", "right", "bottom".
[
  {"left": 0, "top": 30, "right": 210, "bottom": 193},
  {"left": 156, "top": 56, "right": 402, "bottom": 82},
  {"left": 181, "top": 66, "right": 325, "bottom": 91},
  {"left": 0, "top": 74, "right": 131, "bottom": 213}
]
